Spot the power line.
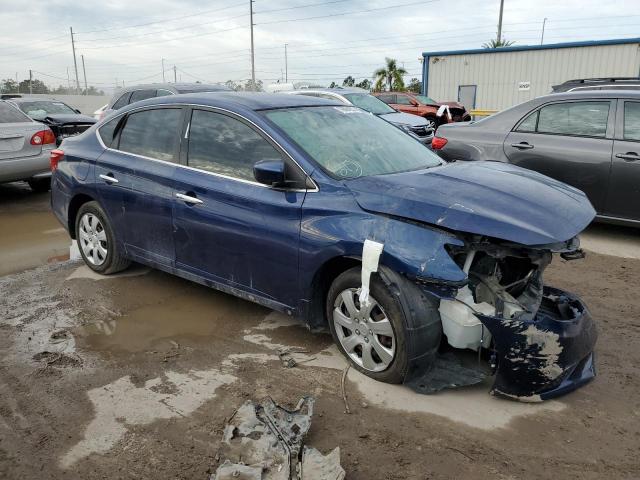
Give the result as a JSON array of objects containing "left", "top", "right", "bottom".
[{"left": 75, "top": 1, "right": 246, "bottom": 34}]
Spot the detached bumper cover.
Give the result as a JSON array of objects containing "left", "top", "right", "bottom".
[{"left": 478, "top": 287, "right": 597, "bottom": 401}]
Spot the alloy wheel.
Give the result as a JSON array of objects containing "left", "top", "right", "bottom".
[
  {"left": 78, "top": 213, "right": 108, "bottom": 266},
  {"left": 333, "top": 288, "right": 396, "bottom": 372}
]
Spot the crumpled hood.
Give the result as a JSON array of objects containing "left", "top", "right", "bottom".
[
  {"left": 378, "top": 111, "right": 430, "bottom": 127},
  {"left": 41, "top": 113, "right": 97, "bottom": 125},
  {"left": 346, "top": 161, "right": 596, "bottom": 245}
]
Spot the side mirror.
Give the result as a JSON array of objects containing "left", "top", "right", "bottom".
[
  {"left": 254, "top": 159, "right": 285, "bottom": 187},
  {"left": 410, "top": 99, "right": 419, "bottom": 106}
]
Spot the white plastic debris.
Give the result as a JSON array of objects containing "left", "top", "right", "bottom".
[
  {"left": 69, "top": 240, "right": 81, "bottom": 261},
  {"left": 359, "top": 239, "right": 384, "bottom": 307}
]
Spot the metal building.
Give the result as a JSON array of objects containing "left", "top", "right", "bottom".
[{"left": 421, "top": 38, "right": 640, "bottom": 111}]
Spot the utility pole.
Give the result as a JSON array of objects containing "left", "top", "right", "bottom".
[
  {"left": 162, "top": 58, "right": 165, "bottom": 82},
  {"left": 173, "top": 65, "right": 177, "bottom": 83},
  {"left": 284, "top": 44, "right": 288, "bottom": 82},
  {"left": 70, "top": 27, "right": 81, "bottom": 93},
  {"left": 540, "top": 18, "right": 548, "bottom": 45},
  {"left": 66, "top": 67, "right": 71, "bottom": 90},
  {"left": 496, "top": 0, "right": 505, "bottom": 44},
  {"left": 81, "top": 55, "right": 88, "bottom": 95},
  {"left": 29, "top": 69, "right": 33, "bottom": 94},
  {"left": 249, "top": 0, "right": 256, "bottom": 90}
]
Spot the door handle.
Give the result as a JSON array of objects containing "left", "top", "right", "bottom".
[
  {"left": 615, "top": 152, "right": 640, "bottom": 161},
  {"left": 176, "top": 192, "right": 203, "bottom": 205},
  {"left": 99, "top": 173, "right": 119, "bottom": 184},
  {"left": 511, "top": 142, "right": 534, "bottom": 150}
]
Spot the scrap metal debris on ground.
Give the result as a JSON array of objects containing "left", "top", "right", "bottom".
[{"left": 212, "top": 397, "right": 345, "bottom": 480}]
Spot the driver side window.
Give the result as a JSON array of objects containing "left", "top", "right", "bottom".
[{"left": 187, "top": 109, "right": 284, "bottom": 182}]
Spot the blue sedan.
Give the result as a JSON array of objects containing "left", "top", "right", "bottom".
[{"left": 51, "top": 92, "right": 597, "bottom": 401}]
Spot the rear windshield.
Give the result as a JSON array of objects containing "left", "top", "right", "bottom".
[
  {"left": 0, "top": 102, "right": 31, "bottom": 123},
  {"left": 16, "top": 100, "right": 77, "bottom": 120},
  {"left": 264, "top": 106, "right": 442, "bottom": 179}
]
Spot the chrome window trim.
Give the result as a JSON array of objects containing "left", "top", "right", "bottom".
[{"left": 95, "top": 102, "right": 319, "bottom": 192}]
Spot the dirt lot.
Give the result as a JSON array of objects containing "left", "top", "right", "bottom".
[{"left": 1, "top": 182, "right": 639, "bottom": 479}]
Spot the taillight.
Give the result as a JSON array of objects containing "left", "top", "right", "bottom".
[
  {"left": 431, "top": 136, "right": 448, "bottom": 150},
  {"left": 50, "top": 149, "right": 64, "bottom": 171},
  {"left": 30, "top": 129, "right": 56, "bottom": 146}
]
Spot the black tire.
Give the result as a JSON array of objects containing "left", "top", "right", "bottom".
[
  {"left": 28, "top": 178, "right": 51, "bottom": 193},
  {"left": 75, "top": 201, "right": 130, "bottom": 275},
  {"left": 326, "top": 266, "right": 441, "bottom": 384}
]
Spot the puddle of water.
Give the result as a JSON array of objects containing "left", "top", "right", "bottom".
[
  {"left": 0, "top": 210, "right": 70, "bottom": 275},
  {"left": 66, "top": 264, "right": 150, "bottom": 281},
  {"left": 73, "top": 278, "right": 268, "bottom": 353}
]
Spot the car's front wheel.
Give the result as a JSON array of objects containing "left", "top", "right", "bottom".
[
  {"left": 75, "top": 201, "right": 130, "bottom": 274},
  {"left": 326, "top": 266, "right": 441, "bottom": 384}
]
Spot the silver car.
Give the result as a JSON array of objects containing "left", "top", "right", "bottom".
[
  {"left": 0, "top": 101, "right": 55, "bottom": 191},
  {"left": 283, "top": 87, "right": 434, "bottom": 144}
]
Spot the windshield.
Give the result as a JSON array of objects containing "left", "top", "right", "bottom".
[
  {"left": 415, "top": 95, "right": 437, "bottom": 105},
  {"left": 343, "top": 93, "right": 395, "bottom": 115},
  {"left": 17, "top": 101, "right": 76, "bottom": 120},
  {"left": 264, "top": 106, "right": 442, "bottom": 179}
]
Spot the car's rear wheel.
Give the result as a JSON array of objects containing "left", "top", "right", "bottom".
[
  {"left": 28, "top": 178, "right": 50, "bottom": 193},
  {"left": 326, "top": 266, "right": 441, "bottom": 384},
  {"left": 75, "top": 201, "right": 130, "bottom": 274}
]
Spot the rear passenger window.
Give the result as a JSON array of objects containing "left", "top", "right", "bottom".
[
  {"left": 156, "top": 89, "right": 173, "bottom": 97},
  {"left": 112, "top": 92, "right": 131, "bottom": 110},
  {"left": 624, "top": 102, "right": 640, "bottom": 141},
  {"left": 129, "top": 90, "right": 156, "bottom": 103},
  {"left": 187, "top": 109, "right": 282, "bottom": 181},
  {"left": 118, "top": 108, "right": 181, "bottom": 162},
  {"left": 98, "top": 116, "right": 120, "bottom": 147},
  {"left": 537, "top": 101, "right": 610, "bottom": 138},
  {"left": 395, "top": 95, "right": 413, "bottom": 105},
  {"left": 516, "top": 111, "right": 538, "bottom": 132}
]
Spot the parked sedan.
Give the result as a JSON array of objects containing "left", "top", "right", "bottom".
[
  {"left": 0, "top": 100, "right": 55, "bottom": 191},
  {"left": 374, "top": 92, "right": 471, "bottom": 129},
  {"left": 433, "top": 90, "right": 640, "bottom": 226},
  {"left": 8, "top": 97, "right": 96, "bottom": 146},
  {"left": 282, "top": 87, "right": 433, "bottom": 144},
  {"left": 51, "top": 92, "right": 597, "bottom": 401}
]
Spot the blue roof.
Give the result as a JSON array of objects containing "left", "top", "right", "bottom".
[
  {"left": 139, "top": 91, "right": 341, "bottom": 111},
  {"left": 422, "top": 37, "right": 640, "bottom": 58}
]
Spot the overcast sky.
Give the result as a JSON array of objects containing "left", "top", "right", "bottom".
[{"left": 1, "top": 0, "right": 638, "bottom": 93}]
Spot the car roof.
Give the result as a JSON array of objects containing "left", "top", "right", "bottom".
[
  {"left": 116, "top": 82, "right": 230, "bottom": 93},
  {"left": 543, "top": 89, "right": 640, "bottom": 100},
  {"left": 287, "top": 87, "right": 367, "bottom": 95},
  {"left": 119, "top": 91, "right": 342, "bottom": 112}
]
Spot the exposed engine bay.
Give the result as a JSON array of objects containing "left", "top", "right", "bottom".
[
  {"left": 408, "top": 236, "right": 597, "bottom": 401},
  {"left": 40, "top": 114, "right": 96, "bottom": 146}
]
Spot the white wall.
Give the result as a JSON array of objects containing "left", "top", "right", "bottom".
[{"left": 426, "top": 43, "right": 640, "bottom": 110}]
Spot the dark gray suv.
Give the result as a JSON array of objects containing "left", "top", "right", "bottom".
[{"left": 432, "top": 91, "right": 640, "bottom": 226}]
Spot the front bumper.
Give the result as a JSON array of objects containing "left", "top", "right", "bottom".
[{"left": 477, "top": 287, "right": 597, "bottom": 401}]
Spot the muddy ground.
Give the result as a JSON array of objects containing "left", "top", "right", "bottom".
[{"left": 1, "top": 182, "right": 639, "bottom": 479}]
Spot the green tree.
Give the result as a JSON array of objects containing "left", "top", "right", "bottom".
[
  {"left": 342, "top": 75, "right": 355, "bottom": 87},
  {"left": 355, "top": 79, "right": 371, "bottom": 91},
  {"left": 406, "top": 78, "right": 422, "bottom": 93},
  {"left": 1, "top": 79, "right": 19, "bottom": 93},
  {"left": 482, "top": 38, "right": 515, "bottom": 48},
  {"left": 224, "top": 80, "right": 242, "bottom": 91},
  {"left": 373, "top": 58, "right": 407, "bottom": 91},
  {"left": 328, "top": 81, "right": 338, "bottom": 88},
  {"left": 243, "top": 79, "right": 263, "bottom": 91},
  {"left": 18, "top": 78, "right": 49, "bottom": 94}
]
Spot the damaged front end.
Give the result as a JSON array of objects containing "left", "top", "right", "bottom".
[{"left": 438, "top": 236, "right": 597, "bottom": 401}]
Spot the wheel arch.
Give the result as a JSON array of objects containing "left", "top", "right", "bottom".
[{"left": 67, "top": 193, "right": 96, "bottom": 239}]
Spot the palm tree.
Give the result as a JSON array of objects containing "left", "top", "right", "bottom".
[
  {"left": 373, "top": 58, "right": 407, "bottom": 91},
  {"left": 482, "top": 38, "right": 515, "bottom": 48}
]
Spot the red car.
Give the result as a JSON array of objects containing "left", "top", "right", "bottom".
[{"left": 374, "top": 92, "right": 471, "bottom": 130}]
